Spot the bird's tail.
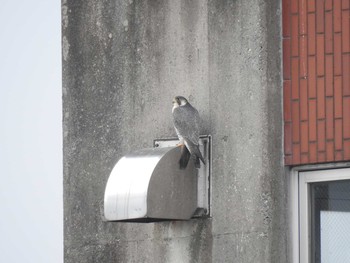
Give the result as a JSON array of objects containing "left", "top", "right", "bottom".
[
  {"left": 179, "top": 143, "right": 206, "bottom": 169},
  {"left": 197, "top": 148, "right": 205, "bottom": 165},
  {"left": 179, "top": 144, "right": 191, "bottom": 170},
  {"left": 192, "top": 145, "right": 205, "bottom": 169}
]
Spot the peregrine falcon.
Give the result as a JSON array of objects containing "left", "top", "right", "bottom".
[{"left": 172, "top": 96, "right": 205, "bottom": 169}]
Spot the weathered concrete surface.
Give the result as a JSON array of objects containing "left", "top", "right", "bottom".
[
  {"left": 63, "top": 0, "right": 287, "bottom": 262},
  {"left": 208, "top": 1, "right": 287, "bottom": 262}
]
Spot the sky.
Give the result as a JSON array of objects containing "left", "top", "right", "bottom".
[{"left": 0, "top": 1, "right": 63, "bottom": 262}]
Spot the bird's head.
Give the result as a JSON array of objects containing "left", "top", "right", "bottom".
[{"left": 172, "top": 96, "right": 188, "bottom": 107}]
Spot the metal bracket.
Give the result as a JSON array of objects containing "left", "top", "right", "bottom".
[{"left": 154, "top": 135, "right": 212, "bottom": 217}]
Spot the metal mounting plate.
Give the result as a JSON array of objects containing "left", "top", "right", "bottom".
[{"left": 154, "top": 135, "right": 212, "bottom": 217}]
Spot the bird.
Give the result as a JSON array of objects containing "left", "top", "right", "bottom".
[{"left": 172, "top": 96, "right": 205, "bottom": 169}]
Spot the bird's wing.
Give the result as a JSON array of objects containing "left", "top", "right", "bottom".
[{"left": 173, "top": 104, "right": 200, "bottom": 145}]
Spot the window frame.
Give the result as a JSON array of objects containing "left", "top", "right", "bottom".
[{"left": 290, "top": 163, "right": 350, "bottom": 263}]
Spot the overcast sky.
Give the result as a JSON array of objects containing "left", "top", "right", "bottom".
[{"left": 0, "top": 1, "right": 63, "bottom": 262}]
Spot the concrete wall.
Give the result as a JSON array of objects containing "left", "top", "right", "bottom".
[{"left": 63, "top": 0, "right": 288, "bottom": 262}]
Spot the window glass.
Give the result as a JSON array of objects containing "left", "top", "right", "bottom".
[{"left": 310, "top": 180, "right": 350, "bottom": 263}]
